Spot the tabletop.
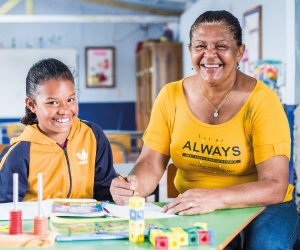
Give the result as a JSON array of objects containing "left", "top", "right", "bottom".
[{"left": 0, "top": 204, "right": 264, "bottom": 250}]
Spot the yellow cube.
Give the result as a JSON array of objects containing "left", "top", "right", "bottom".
[
  {"left": 129, "top": 196, "right": 145, "bottom": 210},
  {"left": 165, "top": 233, "right": 180, "bottom": 249},
  {"left": 129, "top": 220, "right": 145, "bottom": 233},
  {"left": 129, "top": 232, "right": 144, "bottom": 243},
  {"left": 170, "top": 228, "right": 188, "bottom": 246},
  {"left": 149, "top": 229, "right": 164, "bottom": 245}
]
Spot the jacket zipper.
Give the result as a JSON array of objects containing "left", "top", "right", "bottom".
[{"left": 58, "top": 141, "right": 72, "bottom": 198}]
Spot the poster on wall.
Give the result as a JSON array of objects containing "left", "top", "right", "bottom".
[
  {"left": 85, "top": 47, "right": 116, "bottom": 88},
  {"left": 242, "top": 5, "right": 262, "bottom": 76}
]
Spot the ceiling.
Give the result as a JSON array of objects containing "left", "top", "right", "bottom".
[{"left": 79, "top": 0, "right": 198, "bottom": 16}]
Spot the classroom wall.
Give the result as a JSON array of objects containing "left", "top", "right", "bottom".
[
  {"left": 0, "top": 0, "right": 292, "bottom": 130},
  {"left": 0, "top": 0, "right": 167, "bottom": 130}
]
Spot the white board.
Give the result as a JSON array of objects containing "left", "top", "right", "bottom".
[{"left": 0, "top": 49, "right": 77, "bottom": 118}]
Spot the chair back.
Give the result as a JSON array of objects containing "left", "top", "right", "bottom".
[
  {"left": 110, "top": 141, "right": 128, "bottom": 163},
  {"left": 166, "top": 163, "right": 180, "bottom": 198},
  {"left": 0, "top": 144, "right": 9, "bottom": 154},
  {"left": 106, "top": 134, "right": 131, "bottom": 155},
  {"left": 6, "top": 124, "right": 25, "bottom": 138}
]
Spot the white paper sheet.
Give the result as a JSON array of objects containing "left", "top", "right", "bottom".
[
  {"left": 105, "top": 203, "right": 177, "bottom": 219},
  {"left": 0, "top": 200, "right": 175, "bottom": 220},
  {"left": 0, "top": 198, "right": 96, "bottom": 220}
]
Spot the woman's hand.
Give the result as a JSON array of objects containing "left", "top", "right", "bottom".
[
  {"left": 110, "top": 175, "right": 139, "bottom": 205},
  {"left": 161, "top": 188, "right": 223, "bottom": 215}
]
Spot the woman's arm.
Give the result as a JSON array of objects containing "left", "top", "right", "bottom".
[
  {"left": 162, "top": 155, "right": 289, "bottom": 215},
  {"left": 110, "top": 144, "right": 170, "bottom": 205}
]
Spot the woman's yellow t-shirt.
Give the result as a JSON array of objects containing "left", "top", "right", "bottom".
[{"left": 143, "top": 79, "right": 293, "bottom": 202}]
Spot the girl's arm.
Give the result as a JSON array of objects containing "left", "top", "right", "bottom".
[
  {"left": 0, "top": 142, "right": 29, "bottom": 203},
  {"left": 91, "top": 124, "right": 116, "bottom": 202}
]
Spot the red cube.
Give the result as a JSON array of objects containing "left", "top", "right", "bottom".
[
  {"left": 155, "top": 236, "right": 168, "bottom": 249},
  {"left": 197, "top": 231, "right": 210, "bottom": 245}
]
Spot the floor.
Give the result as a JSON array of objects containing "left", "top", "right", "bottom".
[{"left": 128, "top": 152, "right": 174, "bottom": 203}]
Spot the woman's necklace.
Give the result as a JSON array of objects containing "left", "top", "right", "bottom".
[{"left": 199, "top": 83, "right": 234, "bottom": 118}]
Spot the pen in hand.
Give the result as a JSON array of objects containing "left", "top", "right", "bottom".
[{"left": 116, "top": 173, "right": 139, "bottom": 196}]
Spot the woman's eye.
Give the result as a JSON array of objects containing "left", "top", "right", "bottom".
[
  {"left": 217, "top": 45, "right": 227, "bottom": 49},
  {"left": 48, "top": 101, "right": 58, "bottom": 105},
  {"left": 68, "top": 98, "right": 76, "bottom": 102},
  {"left": 193, "top": 45, "right": 205, "bottom": 50}
]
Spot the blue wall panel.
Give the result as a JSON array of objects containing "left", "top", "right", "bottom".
[{"left": 78, "top": 102, "right": 136, "bottom": 130}]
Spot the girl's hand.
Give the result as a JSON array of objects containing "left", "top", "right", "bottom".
[
  {"left": 161, "top": 189, "right": 222, "bottom": 215},
  {"left": 110, "top": 175, "right": 139, "bottom": 205}
]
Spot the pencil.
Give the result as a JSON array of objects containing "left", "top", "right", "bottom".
[
  {"left": 103, "top": 207, "right": 111, "bottom": 214},
  {"left": 116, "top": 173, "right": 139, "bottom": 196}
]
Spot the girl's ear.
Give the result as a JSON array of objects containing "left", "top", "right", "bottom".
[{"left": 25, "top": 97, "right": 36, "bottom": 113}]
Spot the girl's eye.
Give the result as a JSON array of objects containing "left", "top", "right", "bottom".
[{"left": 68, "top": 98, "right": 76, "bottom": 102}]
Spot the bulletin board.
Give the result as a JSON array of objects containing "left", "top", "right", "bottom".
[
  {"left": 243, "top": 6, "right": 262, "bottom": 75},
  {"left": 0, "top": 49, "right": 77, "bottom": 118}
]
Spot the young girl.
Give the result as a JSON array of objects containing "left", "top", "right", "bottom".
[{"left": 0, "top": 58, "right": 116, "bottom": 202}]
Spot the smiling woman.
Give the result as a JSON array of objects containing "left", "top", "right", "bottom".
[
  {"left": 110, "top": 10, "right": 300, "bottom": 249},
  {"left": 0, "top": 58, "right": 116, "bottom": 204}
]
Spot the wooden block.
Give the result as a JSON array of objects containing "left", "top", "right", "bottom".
[{"left": 0, "top": 231, "right": 56, "bottom": 248}]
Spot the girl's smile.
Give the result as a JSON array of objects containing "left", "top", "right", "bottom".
[{"left": 26, "top": 78, "right": 78, "bottom": 144}]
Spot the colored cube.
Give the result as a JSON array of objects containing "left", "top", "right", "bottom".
[
  {"left": 155, "top": 236, "right": 168, "bottom": 250},
  {"left": 129, "top": 209, "right": 144, "bottom": 221},
  {"left": 129, "top": 196, "right": 145, "bottom": 210},
  {"left": 160, "top": 227, "right": 172, "bottom": 233},
  {"left": 170, "top": 228, "right": 188, "bottom": 246},
  {"left": 193, "top": 222, "right": 207, "bottom": 231},
  {"left": 129, "top": 232, "right": 144, "bottom": 243},
  {"left": 208, "top": 230, "right": 216, "bottom": 245},
  {"left": 197, "top": 230, "right": 210, "bottom": 245},
  {"left": 165, "top": 233, "right": 180, "bottom": 249},
  {"left": 146, "top": 226, "right": 160, "bottom": 238},
  {"left": 185, "top": 229, "right": 198, "bottom": 246},
  {"left": 150, "top": 229, "right": 164, "bottom": 245},
  {"left": 129, "top": 220, "right": 145, "bottom": 233}
]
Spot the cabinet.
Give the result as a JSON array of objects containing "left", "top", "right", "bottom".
[{"left": 135, "top": 41, "right": 183, "bottom": 132}]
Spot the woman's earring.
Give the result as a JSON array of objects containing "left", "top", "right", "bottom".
[{"left": 237, "top": 62, "right": 240, "bottom": 70}]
